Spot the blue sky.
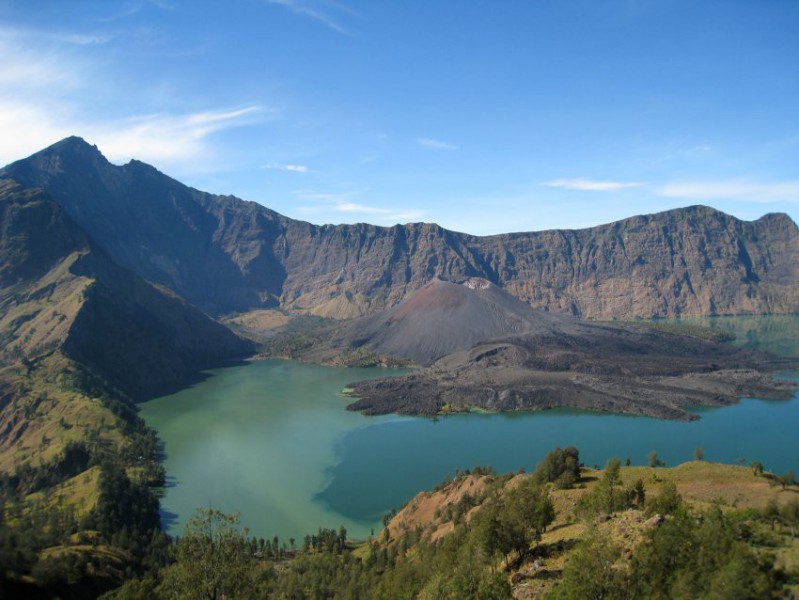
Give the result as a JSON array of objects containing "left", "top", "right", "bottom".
[{"left": 1, "top": 0, "right": 797, "bottom": 234}]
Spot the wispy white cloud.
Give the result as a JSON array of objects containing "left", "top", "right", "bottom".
[
  {"left": 293, "top": 191, "right": 351, "bottom": 202},
  {"left": 416, "top": 137, "right": 458, "bottom": 151},
  {"left": 656, "top": 180, "right": 799, "bottom": 203},
  {"left": 545, "top": 178, "right": 643, "bottom": 191},
  {"left": 333, "top": 202, "right": 424, "bottom": 221},
  {"left": 88, "top": 106, "right": 263, "bottom": 165},
  {"left": 0, "top": 35, "right": 85, "bottom": 89},
  {"left": 149, "top": 0, "right": 178, "bottom": 10},
  {"left": 94, "top": 0, "right": 175, "bottom": 22},
  {"left": 0, "top": 25, "right": 115, "bottom": 46},
  {"left": 0, "top": 102, "right": 72, "bottom": 164},
  {"left": 293, "top": 190, "right": 423, "bottom": 223},
  {"left": 265, "top": 0, "right": 351, "bottom": 34},
  {"left": 334, "top": 201, "right": 391, "bottom": 214},
  {"left": 0, "top": 24, "right": 266, "bottom": 171},
  {"left": 92, "top": 2, "right": 144, "bottom": 22},
  {"left": 265, "top": 163, "right": 309, "bottom": 173},
  {"left": 0, "top": 32, "right": 85, "bottom": 163},
  {"left": 0, "top": 101, "right": 263, "bottom": 168}
]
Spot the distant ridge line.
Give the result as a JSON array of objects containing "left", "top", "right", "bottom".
[{"left": 3, "top": 136, "right": 798, "bottom": 320}]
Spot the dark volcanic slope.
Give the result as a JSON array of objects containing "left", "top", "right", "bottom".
[
  {"left": 4, "top": 137, "right": 798, "bottom": 319},
  {"left": 325, "top": 278, "right": 570, "bottom": 365},
  {"left": 0, "top": 179, "right": 253, "bottom": 399},
  {"left": 335, "top": 279, "right": 797, "bottom": 420}
]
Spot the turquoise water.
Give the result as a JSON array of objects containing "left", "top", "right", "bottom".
[
  {"left": 140, "top": 361, "right": 407, "bottom": 540},
  {"left": 141, "top": 315, "right": 799, "bottom": 541}
]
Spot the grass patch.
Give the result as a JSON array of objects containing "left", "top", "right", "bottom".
[
  {"left": 24, "top": 466, "right": 103, "bottom": 519},
  {"left": 606, "top": 319, "right": 736, "bottom": 343}
]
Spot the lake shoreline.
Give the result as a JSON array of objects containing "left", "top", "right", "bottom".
[{"left": 142, "top": 315, "right": 799, "bottom": 540}]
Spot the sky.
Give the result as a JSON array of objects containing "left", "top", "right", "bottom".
[{"left": 1, "top": 0, "right": 798, "bottom": 235}]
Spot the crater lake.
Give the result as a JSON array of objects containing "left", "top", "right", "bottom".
[{"left": 140, "top": 315, "right": 799, "bottom": 540}]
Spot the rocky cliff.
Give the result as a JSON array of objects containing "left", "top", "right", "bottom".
[{"left": 4, "top": 137, "right": 798, "bottom": 319}]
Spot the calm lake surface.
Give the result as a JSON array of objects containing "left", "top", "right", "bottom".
[{"left": 141, "top": 315, "right": 799, "bottom": 540}]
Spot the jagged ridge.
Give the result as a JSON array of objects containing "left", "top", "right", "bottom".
[{"left": 3, "top": 137, "right": 798, "bottom": 319}]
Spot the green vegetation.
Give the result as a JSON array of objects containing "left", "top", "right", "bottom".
[
  {"left": 553, "top": 506, "right": 786, "bottom": 599},
  {"left": 96, "top": 456, "right": 799, "bottom": 599},
  {"left": 532, "top": 447, "right": 581, "bottom": 489},
  {"left": 577, "top": 458, "right": 646, "bottom": 517},
  {"left": 648, "top": 451, "right": 665, "bottom": 468},
  {"left": 624, "top": 320, "right": 737, "bottom": 343},
  {"left": 0, "top": 350, "right": 168, "bottom": 596},
  {"left": 1, "top": 457, "right": 168, "bottom": 597},
  {"left": 775, "top": 471, "right": 797, "bottom": 490},
  {"left": 259, "top": 315, "right": 333, "bottom": 359},
  {"left": 157, "top": 509, "right": 268, "bottom": 599},
  {"left": 110, "top": 478, "right": 550, "bottom": 599}
]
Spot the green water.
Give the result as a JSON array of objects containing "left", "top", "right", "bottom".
[
  {"left": 140, "top": 361, "right": 407, "bottom": 540},
  {"left": 142, "top": 315, "right": 799, "bottom": 541}
]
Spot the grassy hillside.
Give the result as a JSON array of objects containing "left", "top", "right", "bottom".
[
  {"left": 102, "top": 454, "right": 799, "bottom": 599},
  {"left": 0, "top": 180, "right": 252, "bottom": 597}
]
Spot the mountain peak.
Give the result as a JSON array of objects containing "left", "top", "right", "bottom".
[
  {"left": 38, "top": 136, "right": 105, "bottom": 159},
  {"left": 1, "top": 136, "right": 110, "bottom": 185}
]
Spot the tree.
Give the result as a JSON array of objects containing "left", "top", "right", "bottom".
[
  {"left": 628, "top": 507, "right": 782, "bottom": 599},
  {"left": 648, "top": 451, "right": 664, "bottom": 468},
  {"left": 603, "top": 458, "right": 621, "bottom": 514},
  {"left": 549, "top": 509, "right": 782, "bottom": 600},
  {"left": 750, "top": 461, "right": 764, "bottom": 477},
  {"left": 631, "top": 478, "right": 646, "bottom": 507},
  {"left": 777, "top": 471, "right": 796, "bottom": 490},
  {"left": 645, "top": 481, "right": 682, "bottom": 516},
  {"left": 532, "top": 447, "right": 581, "bottom": 489},
  {"left": 694, "top": 447, "right": 704, "bottom": 461},
  {"left": 549, "top": 530, "right": 627, "bottom": 599},
  {"left": 473, "top": 479, "right": 554, "bottom": 562},
  {"left": 577, "top": 457, "right": 633, "bottom": 517},
  {"left": 158, "top": 508, "right": 262, "bottom": 600}
]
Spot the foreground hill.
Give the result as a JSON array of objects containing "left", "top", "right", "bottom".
[
  {"left": 376, "top": 459, "right": 799, "bottom": 599},
  {"left": 4, "top": 137, "right": 798, "bottom": 319},
  {"left": 103, "top": 455, "right": 799, "bottom": 599}
]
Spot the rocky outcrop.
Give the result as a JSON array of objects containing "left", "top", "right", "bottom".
[
  {"left": 295, "top": 279, "right": 798, "bottom": 420},
  {"left": 4, "top": 137, "right": 798, "bottom": 319}
]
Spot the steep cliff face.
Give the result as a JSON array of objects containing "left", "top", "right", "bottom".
[
  {"left": 0, "top": 179, "right": 254, "bottom": 399},
  {"left": 278, "top": 210, "right": 799, "bottom": 318},
  {"left": 278, "top": 221, "right": 485, "bottom": 313},
  {"left": 478, "top": 208, "right": 799, "bottom": 318},
  {"left": 4, "top": 137, "right": 798, "bottom": 319}
]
